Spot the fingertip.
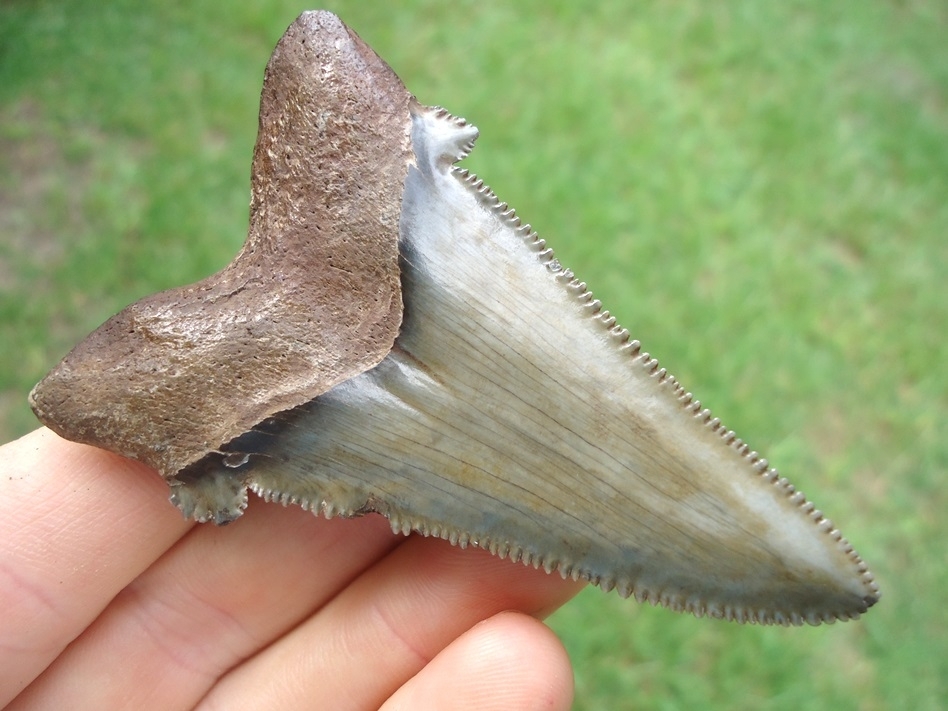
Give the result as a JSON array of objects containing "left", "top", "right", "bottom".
[
  {"left": 472, "top": 611, "right": 575, "bottom": 710},
  {"left": 382, "top": 610, "right": 574, "bottom": 711}
]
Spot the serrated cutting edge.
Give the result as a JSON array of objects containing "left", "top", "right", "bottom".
[
  {"left": 195, "top": 103, "right": 879, "bottom": 625},
  {"left": 28, "top": 12, "right": 878, "bottom": 625}
]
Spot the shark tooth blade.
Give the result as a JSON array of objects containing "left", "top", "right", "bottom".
[{"left": 211, "top": 104, "right": 877, "bottom": 625}]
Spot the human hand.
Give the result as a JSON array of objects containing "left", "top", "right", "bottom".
[{"left": 2, "top": 428, "right": 582, "bottom": 709}]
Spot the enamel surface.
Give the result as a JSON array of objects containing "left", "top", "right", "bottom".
[{"left": 172, "top": 104, "right": 878, "bottom": 625}]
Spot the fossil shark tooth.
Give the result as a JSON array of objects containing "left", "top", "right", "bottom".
[{"left": 29, "top": 11, "right": 879, "bottom": 625}]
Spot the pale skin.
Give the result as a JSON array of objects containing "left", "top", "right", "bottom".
[{"left": 1, "top": 428, "right": 583, "bottom": 710}]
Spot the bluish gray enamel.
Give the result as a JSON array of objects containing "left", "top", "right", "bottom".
[{"left": 172, "top": 106, "right": 878, "bottom": 625}]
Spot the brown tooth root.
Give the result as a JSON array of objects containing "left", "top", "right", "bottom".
[
  {"left": 29, "top": 11, "right": 412, "bottom": 477},
  {"left": 29, "top": 11, "right": 878, "bottom": 625}
]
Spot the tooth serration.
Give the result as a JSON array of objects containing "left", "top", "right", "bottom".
[
  {"left": 24, "top": 10, "right": 878, "bottom": 628},
  {"left": 230, "top": 104, "right": 877, "bottom": 624},
  {"left": 112, "top": 19, "right": 898, "bottom": 624}
]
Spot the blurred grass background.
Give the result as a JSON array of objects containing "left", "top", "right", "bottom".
[{"left": 1, "top": 1, "right": 945, "bottom": 709}]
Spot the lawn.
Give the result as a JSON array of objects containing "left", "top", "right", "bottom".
[{"left": 2, "top": 1, "right": 945, "bottom": 709}]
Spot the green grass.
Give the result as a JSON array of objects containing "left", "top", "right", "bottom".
[{"left": 2, "top": 1, "right": 945, "bottom": 708}]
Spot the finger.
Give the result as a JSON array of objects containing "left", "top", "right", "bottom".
[
  {"left": 10, "top": 500, "right": 401, "bottom": 710},
  {"left": 200, "top": 535, "right": 585, "bottom": 710},
  {"left": 381, "top": 610, "right": 573, "bottom": 711},
  {"left": 0, "top": 429, "right": 191, "bottom": 705}
]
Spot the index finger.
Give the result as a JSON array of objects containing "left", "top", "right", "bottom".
[{"left": 0, "top": 428, "right": 192, "bottom": 704}]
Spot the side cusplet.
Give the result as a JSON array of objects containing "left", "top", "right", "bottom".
[{"left": 178, "top": 106, "right": 879, "bottom": 625}]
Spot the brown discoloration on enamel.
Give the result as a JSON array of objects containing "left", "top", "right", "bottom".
[{"left": 29, "top": 12, "right": 412, "bottom": 477}]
